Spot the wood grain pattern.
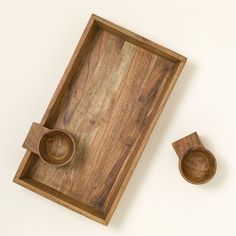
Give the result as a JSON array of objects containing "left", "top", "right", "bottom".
[
  {"left": 172, "top": 132, "right": 217, "bottom": 184},
  {"left": 23, "top": 122, "right": 50, "bottom": 155},
  {"left": 14, "top": 14, "right": 187, "bottom": 225},
  {"left": 172, "top": 132, "right": 203, "bottom": 159}
]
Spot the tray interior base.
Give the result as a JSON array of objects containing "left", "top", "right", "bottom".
[{"left": 25, "top": 28, "right": 176, "bottom": 213}]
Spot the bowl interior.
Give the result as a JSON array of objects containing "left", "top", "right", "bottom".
[
  {"left": 38, "top": 130, "right": 75, "bottom": 166},
  {"left": 180, "top": 148, "right": 216, "bottom": 184}
]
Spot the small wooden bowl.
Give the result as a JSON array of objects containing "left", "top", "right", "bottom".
[
  {"left": 38, "top": 129, "right": 75, "bottom": 167},
  {"left": 172, "top": 132, "right": 217, "bottom": 184},
  {"left": 23, "top": 122, "right": 76, "bottom": 167},
  {"left": 179, "top": 147, "right": 216, "bottom": 184}
]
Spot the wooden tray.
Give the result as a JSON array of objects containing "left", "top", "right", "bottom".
[{"left": 14, "top": 14, "right": 186, "bottom": 225}]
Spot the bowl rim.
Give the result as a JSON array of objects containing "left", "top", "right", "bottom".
[
  {"left": 37, "top": 128, "right": 76, "bottom": 167},
  {"left": 179, "top": 146, "right": 217, "bottom": 184}
]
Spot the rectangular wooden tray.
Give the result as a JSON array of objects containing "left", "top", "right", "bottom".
[{"left": 14, "top": 14, "right": 186, "bottom": 225}]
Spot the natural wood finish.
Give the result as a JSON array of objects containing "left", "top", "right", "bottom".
[
  {"left": 172, "top": 132, "right": 203, "bottom": 158},
  {"left": 23, "top": 122, "right": 50, "bottom": 155},
  {"left": 172, "top": 132, "right": 217, "bottom": 184},
  {"left": 14, "top": 14, "right": 186, "bottom": 225}
]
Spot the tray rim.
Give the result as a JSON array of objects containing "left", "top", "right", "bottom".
[{"left": 13, "top": 14, "right": 187, "bottom": 225}]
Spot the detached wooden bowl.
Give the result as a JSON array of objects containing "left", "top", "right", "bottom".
[
  {"left": 179, "top": 147, "right": 216, "bottom": 184},
  {"left": 173, "top": 132, "right": 217, "bottom": 184}
]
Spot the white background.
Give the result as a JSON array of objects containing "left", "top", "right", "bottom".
[{"left": 1, "top": 0, "right": 236, "bottom": 235}]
